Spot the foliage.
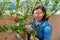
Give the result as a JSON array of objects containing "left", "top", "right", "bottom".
[{"left": 0, "top": 0, "right": 60, "bottom": 40}]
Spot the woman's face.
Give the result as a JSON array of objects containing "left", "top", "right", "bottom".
[{"left": 33, "top": 9, "right": 45, "bottom": 22}]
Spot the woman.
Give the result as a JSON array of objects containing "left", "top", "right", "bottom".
[{"left": 26, "top": 5, "right": 52, "bottom": 40}]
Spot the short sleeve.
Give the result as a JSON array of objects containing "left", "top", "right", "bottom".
[{"left": 43, "top": 26, "right": 52, "bottom": 40}]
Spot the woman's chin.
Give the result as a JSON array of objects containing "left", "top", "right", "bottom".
[{"left": 36, "top": 19, "right": 41, "bottom": 21}]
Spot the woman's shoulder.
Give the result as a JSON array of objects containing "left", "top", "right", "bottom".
[
  {"left": 43, "top": 21, "right": 52, "bottom": 39},
  {"left": 42, "top": 21, "right": 52, "bottom": 31},
  {"left": 42, "top": 21, "right": 52, "bottom": 27}
]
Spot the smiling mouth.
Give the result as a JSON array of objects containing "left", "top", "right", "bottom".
[{"left": 35, "top": 17, "right": 39, "bottom": 19}]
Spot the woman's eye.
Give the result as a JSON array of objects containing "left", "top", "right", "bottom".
[{"left": 34, "top": 12, "right": 42, "bottom": 14}]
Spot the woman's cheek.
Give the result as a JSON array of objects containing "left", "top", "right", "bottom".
[
  {"left": 39, "top": 14, "right": 43, "bottom": 16},
  {"left": 39, "top": 14, "right": 44, "bottom": 19},
  {"left": 33, "top": 14, "right": 36, "bottom": 18}
]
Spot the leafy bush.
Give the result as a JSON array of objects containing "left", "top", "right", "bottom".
[{"left": 0, "top": 0, "right": 60, "bottom": 40}]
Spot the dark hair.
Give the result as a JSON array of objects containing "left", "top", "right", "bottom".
[{"left": 32, "top": 5, "right": 47, "bottom": 21}]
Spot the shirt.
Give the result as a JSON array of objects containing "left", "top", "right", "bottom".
[{"left": 28, "top": 20, "right": 52, "bottom": 40}]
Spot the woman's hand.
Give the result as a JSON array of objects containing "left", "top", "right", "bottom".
[
  {"left": 25, "top": 25, "right": 33, "bottom": 31},
  {"left": 30, "top": 35, "right": 39, "bottom": 40}
]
